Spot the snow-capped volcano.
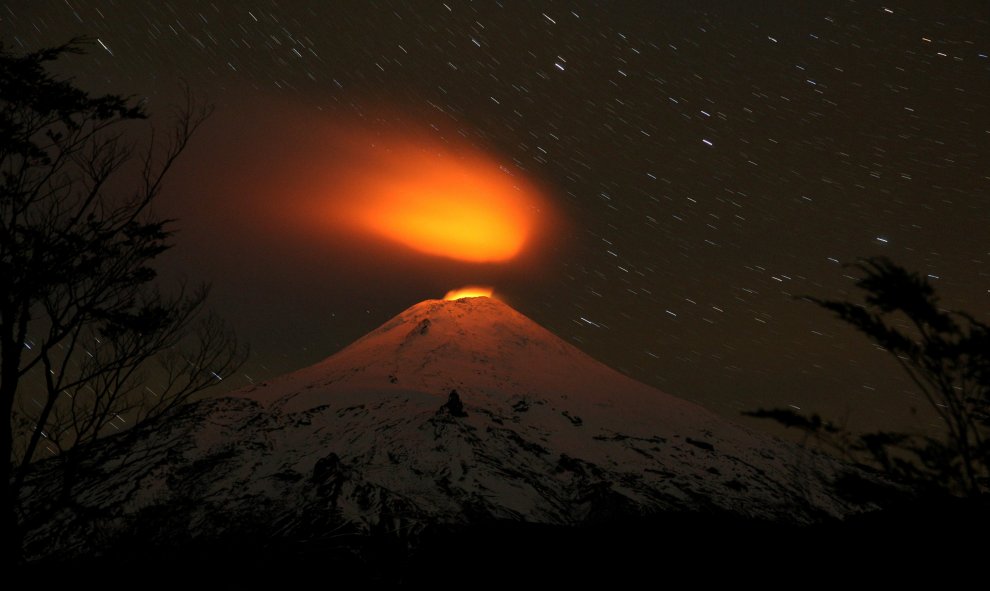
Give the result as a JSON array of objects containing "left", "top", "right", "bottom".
[
  {"left": 22, "top": 297, "right": 870, "bottom": 563},
  {"left": 236, "top": 296, "right": 857, "bottom": 521},
  {"left": 251, "top": 295, "right": 708, "bottom": 428}
]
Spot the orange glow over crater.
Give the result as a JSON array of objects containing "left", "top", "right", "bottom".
[
  {"left": 443, "top": 286, "right": 494, "bottom": 300},
  {"left": 330, "top": 132, "right": 545, "bottom": 263}
]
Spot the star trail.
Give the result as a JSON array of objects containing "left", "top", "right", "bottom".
[{"left": 3, "top": 1, "right": 987, "bottom": 436}]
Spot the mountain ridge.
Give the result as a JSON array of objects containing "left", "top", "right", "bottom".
[{"left": 20, "top": 297, "right": 876, "bottom": 564}]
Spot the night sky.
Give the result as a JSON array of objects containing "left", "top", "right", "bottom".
[{"left": 4, "top": 1, "right": 988, "bottom": 436}]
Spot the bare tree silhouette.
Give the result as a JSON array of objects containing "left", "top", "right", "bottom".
[{"left": 1, "top": 39, "right": 245, "bottom": 564}]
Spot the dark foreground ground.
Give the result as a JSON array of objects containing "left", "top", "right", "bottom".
[{"left": 23, "top": 495, "right": 989, "bottom": 584}]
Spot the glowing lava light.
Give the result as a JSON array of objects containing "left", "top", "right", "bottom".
[
  {"left": 332, "top": 134, "right": 545, "bottom": 263},
  {"left": 443, "top": 286, "right": 495, "bottom": 300}
]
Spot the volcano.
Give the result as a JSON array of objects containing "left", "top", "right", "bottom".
[{"left": 21, "top": 297, "right": 872, "bottom": 568}]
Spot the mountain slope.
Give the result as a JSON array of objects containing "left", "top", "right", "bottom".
[
  {"left": 238, "top": 296, "right": 859, "bottom": 520},
  {"left": 21, "top": 297, "right": 871, "bottom": 563}
]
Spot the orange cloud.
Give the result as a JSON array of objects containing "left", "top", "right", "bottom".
[{"left": 327, "top": 131, "right": 545, "bottom": 263}]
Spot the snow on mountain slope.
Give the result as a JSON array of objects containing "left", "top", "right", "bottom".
[
  {"left": 21, "top": 297, "right": 869, "bottom": 561},
  {"left": 235, "top": 296, "right": 856, "bottom": 519}
]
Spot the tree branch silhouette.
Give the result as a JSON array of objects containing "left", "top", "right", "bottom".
[{"left": 1, "top": 38, "right": 246, "bottom": 565}]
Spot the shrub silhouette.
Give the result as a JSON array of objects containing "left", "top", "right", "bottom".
[{"left": 748, "top": 257, "right": 989, "bottom": 497}]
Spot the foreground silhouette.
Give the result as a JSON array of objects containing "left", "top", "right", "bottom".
[
  {"left": 0, "top": 39, "right": 243, "bottom": 565},
  {"left": 749, "top": 257, "right": 989, "bottom": 497}
]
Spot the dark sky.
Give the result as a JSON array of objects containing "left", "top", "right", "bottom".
[{"left": 4, "top": 1, "right": 988, "bottom": 435}]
